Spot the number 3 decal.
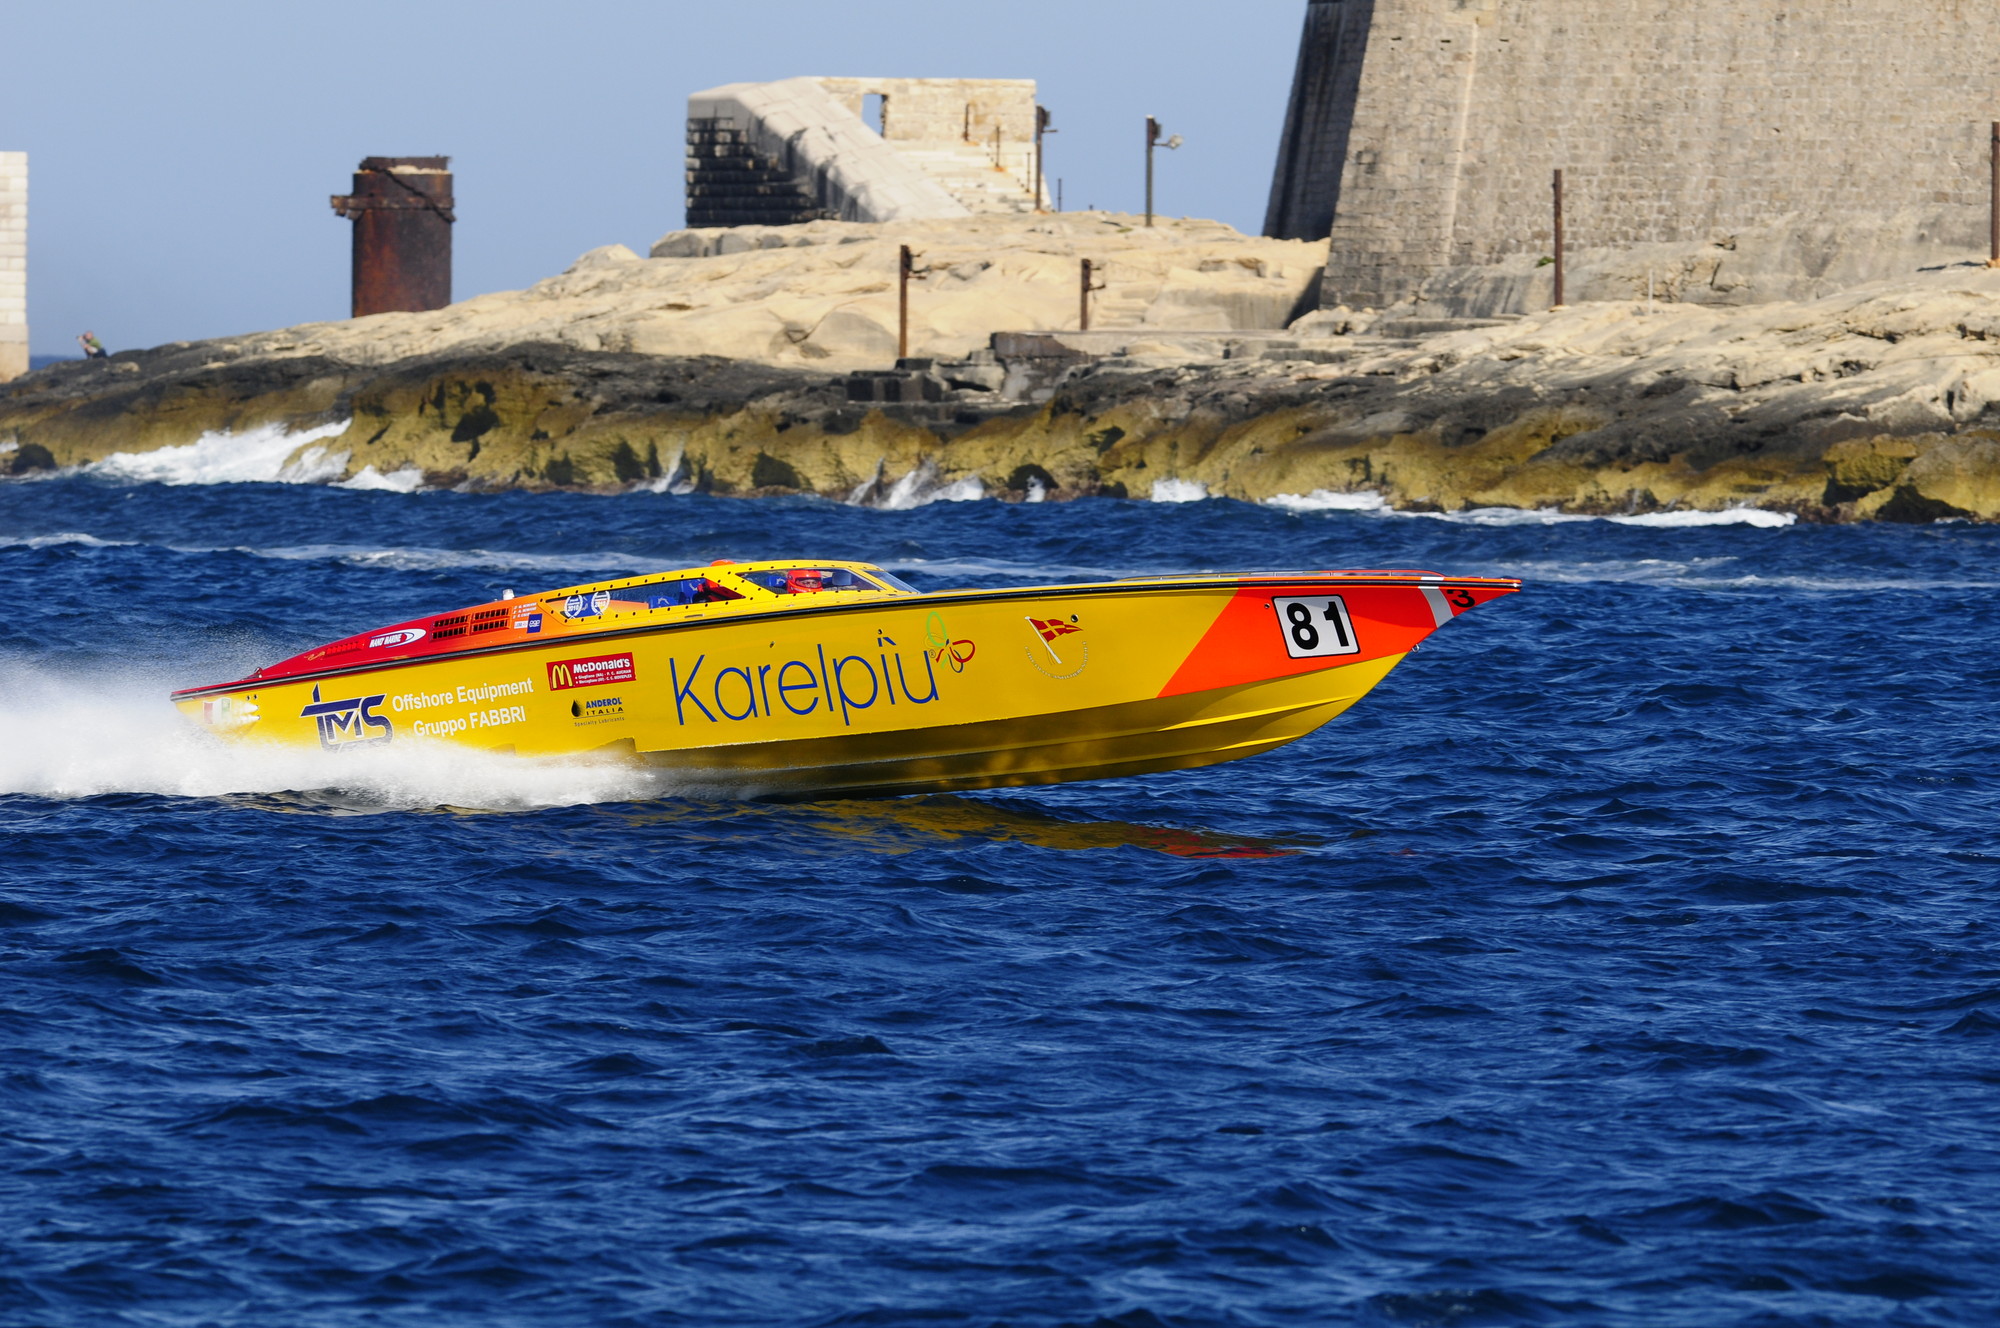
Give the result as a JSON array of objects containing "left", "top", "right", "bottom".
[{"left": 1272, "top": 596, "right": 1361, "bottom": 660}]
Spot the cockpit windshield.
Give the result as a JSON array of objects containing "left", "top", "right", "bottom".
[{"left": 738, "top": 567, "right": 892, "bottom": 596}]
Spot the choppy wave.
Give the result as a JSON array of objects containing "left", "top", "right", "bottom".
[
  {"left": 1504, "top": 555, "right": 2000, "bottom": 592},
  {"left": 848, "top": 458, "right": 987, "bottom": 511},
  {"left": 3, "top": 477, "right": 1999, "bottom": 1326},
  {"left": 1413, "top": 504, "right": 1795, "bottom": 528},
  {"left": 339, "top": 464, "right": 427, "bottom": 493},
  {"left": 0, "top": 530, "right": 138, "bottom": 551},
  {"left": 1267, "top": 488, "right": 1390, "bottom": 513},
  {"left": 222, "top": 542, "right": 652, "bottom": 575},
  {"left": 1264, "top": 491, "right": 1796, "bottom": 528}
]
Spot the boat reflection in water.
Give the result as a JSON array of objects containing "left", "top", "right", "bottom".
[{"left": 597, "top": 793, "right": 1317, "bottom": 858}]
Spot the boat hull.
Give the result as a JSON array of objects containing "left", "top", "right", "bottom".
[{"left": 173, "top": 576, "right": 1511, "bottom": 798}]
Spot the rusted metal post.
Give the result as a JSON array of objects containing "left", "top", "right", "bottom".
[
  {"left": 898, "top": 244, "right": 913, "bottom": 360},
  {"left": 1552, "top": 168, "right": 1566, "bottom": 308},
  {"left": 1990, "top": 122, "right": 1999, "bottom": 267},
  {"left": 992, "top": 123, "right": 1003, "bottom": 170},
  {"left": 330, "top": 156, "right": 454, "bottom": 318},
  {"left": 1081, "top": 258, "right": 1093, "bottom": 331}
]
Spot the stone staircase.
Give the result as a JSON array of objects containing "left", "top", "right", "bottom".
[
  {"left": 884, "top": 142, "right": 1039, "bottom": 215},
  {"left": 684, "top": 118, "right": 835, "bottom": 228}
]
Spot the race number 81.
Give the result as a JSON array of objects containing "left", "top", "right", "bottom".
[{"left": 1272, "top": 596, "right": 1360, "bottom": 659}]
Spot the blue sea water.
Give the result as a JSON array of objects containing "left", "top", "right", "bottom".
[{"left": 2, "top": 475, "right": 1998, "bottom": 1327}]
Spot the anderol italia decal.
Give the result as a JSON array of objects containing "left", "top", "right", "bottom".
[
  {"left": 301, "top": 685, "right": 393, "bottom": 750},
  {"left": 571, "top": 695, "right": 627, "bottom": 726},
  {"left": 668, "top": 628, "right": 967, "bottom": 729}
]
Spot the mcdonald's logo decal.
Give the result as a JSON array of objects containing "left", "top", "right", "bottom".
[{"left": 547, "top": 652, "right": 636, "bottom": 691}]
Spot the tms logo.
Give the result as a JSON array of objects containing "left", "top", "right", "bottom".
[{"left": 300, "top": 685, "right": 394, "bottom": 750}]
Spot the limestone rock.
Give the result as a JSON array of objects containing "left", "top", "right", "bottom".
[
  {"left": 73, "top": 214, "right": 1323, "bottom": 377},
  {"left": 8, "top": 226, "right": 2000, "bottom": 522}
]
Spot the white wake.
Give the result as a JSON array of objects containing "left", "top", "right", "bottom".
[{"left": 0, "top": 661, "right": 670, "bottom": 811}]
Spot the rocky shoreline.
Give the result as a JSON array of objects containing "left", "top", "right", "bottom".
[{"left": 6, "top": 225, "right": 2000, "bottom": 521}]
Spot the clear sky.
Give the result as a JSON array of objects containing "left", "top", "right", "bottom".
[{"left": 0, "top": 1, "right": 1306, "bottom": 357}]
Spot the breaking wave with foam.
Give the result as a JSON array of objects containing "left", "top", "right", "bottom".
[
  {"left": 1263, "top": 489, "right": 1796, "bottom": 527},
  {"left": 85, "top": 419, "right": 354, "bottom": 486}
]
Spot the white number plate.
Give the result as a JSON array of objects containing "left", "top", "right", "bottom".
[{"left": 1273, "top": 596, "right": 1360, "bottom": 659}]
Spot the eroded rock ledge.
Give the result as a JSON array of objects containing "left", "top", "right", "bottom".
[{"left": 6, "top": 264, "right": 2000, "bottom": 520}]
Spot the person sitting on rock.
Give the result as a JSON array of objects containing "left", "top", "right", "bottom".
[{"left": 77, "top": 332, "right": 107, "bottom": 360}]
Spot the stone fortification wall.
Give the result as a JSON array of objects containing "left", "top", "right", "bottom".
[
  {"left": 1279, "top": 0, "right": 2000, "bottom": 313},
  {"left": 687, "top": 80, "right": 969, "bottom": 226},
  {"left": 1265, "top": 0, "right": 1374, "bottom": 243},
  {"left": 813, "top": 78, "right": 1035, "bottom": 149},
  {"left": 0, "top": 153, "right": 24, "bottom": 382},
  {"left": 815, "top": 78, "right": 1041, "bottom": 212},
  {"left": 688, "top": 78, "right": 1040, "bottom": 226}
]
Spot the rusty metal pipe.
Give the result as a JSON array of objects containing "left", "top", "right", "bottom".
[
  {"left": 330, "top": 156, "right": 454, "bottom": 318},
  {"left": 1080, "top": 258, "right": 1105, "bottom": 331},
  {"left": 1552, "top": 169, "right": 1566, "bottom": 308},
  {"left": 1990, "top": 122, "right": 1999, "bottom": 267}
]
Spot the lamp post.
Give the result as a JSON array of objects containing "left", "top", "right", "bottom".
[
  {"left": 898, "top": 245, "right": 913, "bottom": 360},
  {"left": 1145, "top": 116, "right": 1182, "bottom": 228},
  {"left": 1035, "top": 105, "right": 1055, "bottom": 212}
]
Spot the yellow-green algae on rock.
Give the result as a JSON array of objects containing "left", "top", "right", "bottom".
[{"left": 8, "top": 241, "right": 2000, "bottom": 521}]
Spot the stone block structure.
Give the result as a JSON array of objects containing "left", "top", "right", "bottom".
[
  {"left": 0, "top": 153, "right": 24, "bottom": 382},
  {"left": 687, "top": 77, "right": 1039, "bottom": 227},
  {"left": 816, "top": 78, "right": 1040, "bottom": 215},
  {"left": 1268, "top": 0, "right": 2000, "bottom": 313}
]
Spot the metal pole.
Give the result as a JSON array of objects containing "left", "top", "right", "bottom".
[
  {"left": 898, "top": 245, "right": 912, "bottom": 361},
  {"left": 993, "top": 124, "right": 1002, "bottom": 169},
  {"left": 1035, "top": 106, "right": 1050, "bottom": 212},
  {"left": 1145, "top": 117, "right": 1159, "bottom": 227},
  {"left": 1990, "top": 122, "right": 1999, "bottom": 267},
  {"left": 1552, "top": 169, "right": 1566, "bottom": 309},
  {"left": 1081, "top": 259, "right": 1092, "bottom": 331}
]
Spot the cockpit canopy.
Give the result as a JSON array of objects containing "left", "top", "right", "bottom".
[
  {"left": 737, "top": 566, "right": 902, "bottom": 596},
  {"left": 556, "top": 562, "right": 915, "bottom": 620}
]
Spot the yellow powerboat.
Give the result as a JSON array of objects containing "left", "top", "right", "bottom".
[{"left": 172, "top": 560, "right": 1520, "bottom": 798}]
